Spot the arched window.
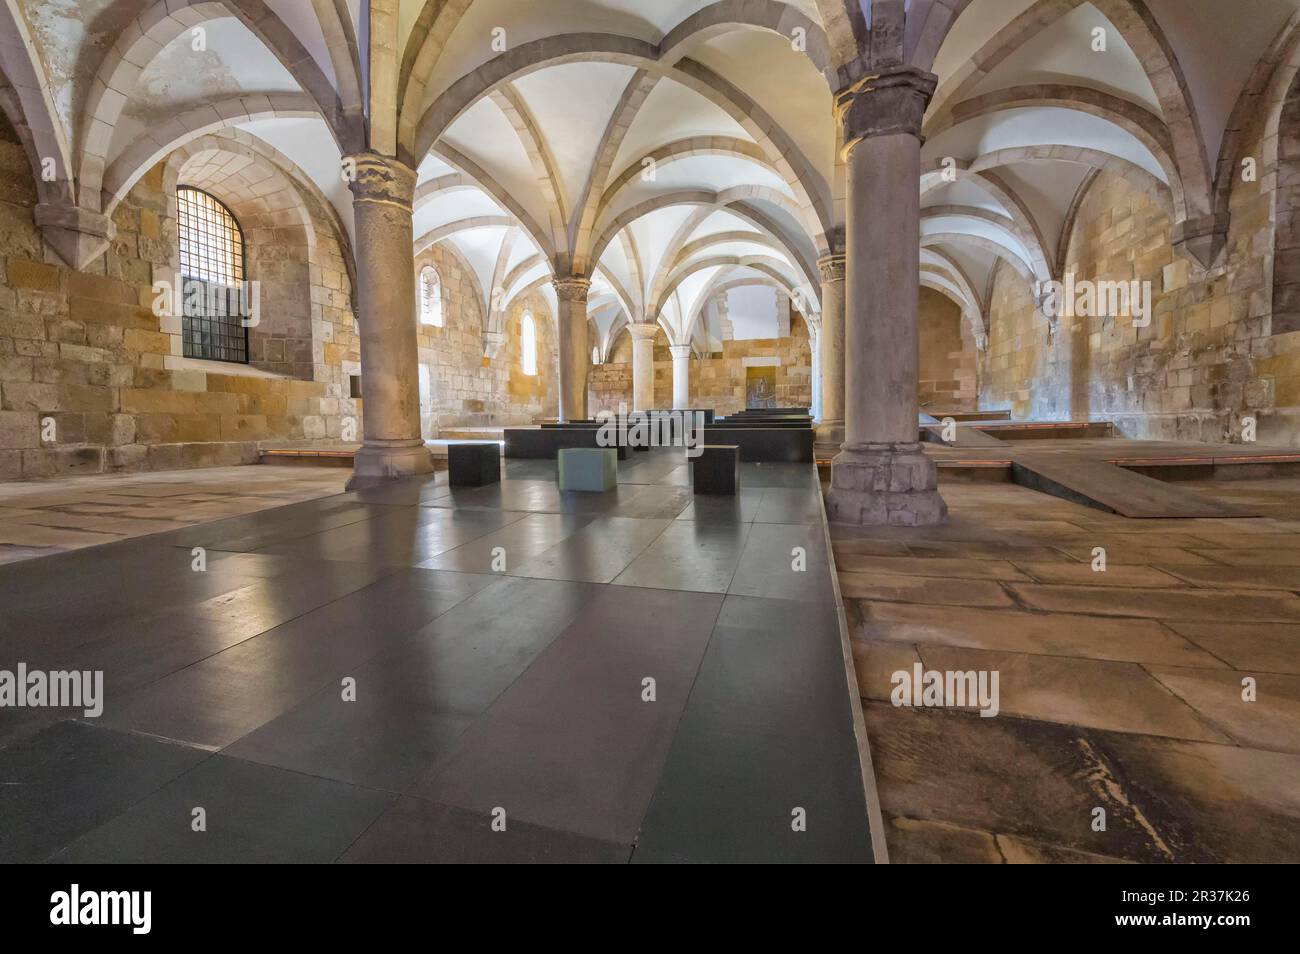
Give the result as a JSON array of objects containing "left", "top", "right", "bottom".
[
  {"left": 176, "top": 186, "right": 248, "bottom": 363},
  {"left": 419, "top": 265, "right": 443, "bottom": 326},
  {"left": 521, "top": 311, "right": 537, "bottom": 376},
  {"left": 592, "top": 345, "right": 600, "bottom": 366}
]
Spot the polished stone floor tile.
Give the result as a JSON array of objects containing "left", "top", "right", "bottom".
[
  {"left": 415, "top": 587, "right": 722, "bottom": 844},
  {"left": 98, "top": 569, "right": 497, "bottom": 748},
  {"left": 635, "top": 595, "right": 871, "bottom": 863},
  {"left": 340, "top": 797, "right": 629, "bottom": 863},
  {"left": 257, "top": 506, "right": 526, "bottom": 567},
  {"left": 611, "top": 520, "right": 750, "bottom": 592},
  {"left": 753, "top": 488, "right": 823, "bottom": 525},
  {"left": 508, "top": 516, "right": 671, "bottom": 583},
  {"left": 3, "top": 450, "right": 872, "bottom": 863},
  {"left": 417, "top": 512, "right": 595, "bottom": 572},
  {"left": 223, "top": 577, "right": 602, "bottom": 789},
  {"left": 53, "top": 755, "right": 393, "bottom": 863},
  {"left": 0, "top": 722, "right": 209, "bottom": 863},
  {"left": 727, "top": 522, "right": 829, "bottom": 602},
  {"left": 675, "top": 489, "right": 764, "bottom": 524}
]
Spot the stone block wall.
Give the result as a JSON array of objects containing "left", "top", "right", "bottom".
[
  {"left": 412, "top": 243, "right": 557, "bottom": 435},
  {"left": 918, "top": 285, "right": 977, "bottom": 413},
  {"left": 589, "top": 324, "right": 814, "bottom": 415},
  {"left": 0, "top": 127, "right": 360, "bottom": 480},
  {"left": 980, "top": 133, "right": 1300, "bottom": 445}
]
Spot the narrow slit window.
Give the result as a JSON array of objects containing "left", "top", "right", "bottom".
[
  {"left": 419, "top": 265, "right": 443, "bottom": 326},
  {"left": 521, "top": 311, "right": 537, "bottom": 376}
]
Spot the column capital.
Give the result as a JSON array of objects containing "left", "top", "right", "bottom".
[
  {"left": 552, "top": 276, "right": 592, "bottom": 302},
  {"left": 668, "top": 345, "right": 694, "bottom": 359},
  {"left": 835, "top": 66, "right": 937, "bottom": 153},
  {"left": 817, "top": 254, "right": 846, "bottom": 284},
  {"left": 627, "top": 322, "right": 660, "bottom": 341},
  {"left": 346, "top": 153, "right": 417, "bottom": 210}
]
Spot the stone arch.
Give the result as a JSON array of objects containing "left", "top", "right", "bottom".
[
  {"left": 1272, "top": 63, "right": 1300, "bottom": 335},
  {"left": 77, "top": 0, "right": 359, "bottom": 211},
  {"left": 922, "top": 147, "right": 1174, "bottom": 214},
  {"left": 682, "top": 266, "right": 817, "bottom": 347},
  {"left": 596, "top": 137, "right": 775, "bottom": 224},
  {"left": 104, "top": 95, "right": 320, "bottom": 215},
  {"left": 591, "top": 190, "right": 820, "bottom": 297},
  {"left": 926, "top": 86, "right": 1187, "bottom": 219},
  {"left": 659, "top": 0, "right": 832, "bottom": 77},
  {"left": 0, "top": 0, "right": 74, "bottom": 204},
  {"left": 925, "top": 0, "right": 1213, "bottom": 223},
  {"left": 402, "top": 34, "right": 830, "bottom": 248},
  {"left": 921, "top": 204, "right": 1052, "bottom": 285},
  {"left": 160, "top": 130, "right": 355, "bottom": 379}
]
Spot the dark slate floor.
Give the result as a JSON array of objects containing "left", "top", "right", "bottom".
[{"left": 0, "top": 450, "right": 874, "bottom": 863}]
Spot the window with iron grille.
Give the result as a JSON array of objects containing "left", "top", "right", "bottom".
[{"left": 177, "top": 186, "right": 249, "bottom": 363}]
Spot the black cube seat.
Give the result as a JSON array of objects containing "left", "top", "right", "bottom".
[
  {"left": 447, "top": 442, "right": 501, "bottom": 486},
  {"left": 692, "top": 444, "right": 739, "bottom": 495}
]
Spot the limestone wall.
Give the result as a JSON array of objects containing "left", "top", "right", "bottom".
[
  {"left": 412, "top": 244, "right": 557, "bottom": 435},
  {"left": 918, "top": 286, "right": 977, "bottom": 413},
  {"left": 590, "top": 324, "right": 814, "bottom": 415},
  {"left": 980, "top": 140, "right": 1300, "bottom": 444},
  {"left": 0, "top": 128, "right": 360, "bottom": 480}
]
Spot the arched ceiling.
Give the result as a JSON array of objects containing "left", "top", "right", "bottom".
[{"left": 5, "top": 0, "right": 1300, "bottom": 322}]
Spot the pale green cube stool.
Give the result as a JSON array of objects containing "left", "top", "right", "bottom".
[{"left": 557, "top": 447, "right": 618, "bottom": 491}]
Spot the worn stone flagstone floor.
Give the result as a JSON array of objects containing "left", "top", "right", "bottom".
[
  {"left": 835, "top": 475, "right": 1300, "bottom": 863},
  {"left": 0, "top": 466, "right": 350, "bottom": 565}
]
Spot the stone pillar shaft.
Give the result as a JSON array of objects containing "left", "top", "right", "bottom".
[
  {"left": 669, "top": 345, "right": 692, "bottom": 409},
  {"left": 347, "top": 154, "right": 432, "bottom": 486},
  {"left": 825, "top": 68, "right": 947, "bottom": 527},
  {"left": 815, "top": 253, "right": 846, "bottom": 451},
  {"left": 554, "top": 278, "right": 591, "bottom": 422},
  {"left": 628, "top": 323, "right": 658, "bottom": 412}
]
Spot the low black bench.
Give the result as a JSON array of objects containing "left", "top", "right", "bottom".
[
  {"left": 701, "top": 426, "right": 814, "bottom": 462},
  {"left": 692, "top": 445, "right": 739, "bottom": 495},
  {"left": 447, "top": 442, "right": 501, "bottom": 486},
  {"left": 503, "top": 427, "right": 631, "bottom": 459}
]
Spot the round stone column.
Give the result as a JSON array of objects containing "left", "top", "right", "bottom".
[
  {"left": 346, "top": 153, "right": 433, "bottom": 487},
  {"left": 825, "top": 68, "right": 948, "bottom": 527},
  {"left": 553, "top": 277, "right": 591, "bottom": 421},
  {"left": 669, "top": 345, "right": 692, "bottom": 409},
  {"left": 815, "top": 253, "right": 846, "bottom": 455},
  {"left": 628, "top": 323, "right": 659, "bottom": 411}
]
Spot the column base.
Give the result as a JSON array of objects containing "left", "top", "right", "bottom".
[
  {"left": 814, "top": 419, "right": 844, "bottom": 459},
  {"left": 825, "top": 442, "right": 948, "bottom": 527},
  {"left": 345, "top": 439, "right": 434, "bottom": 489}
]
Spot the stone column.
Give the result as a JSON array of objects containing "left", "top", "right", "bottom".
[
  {"left": 553, "top": 277, "right": 591, "bottom": 421},
  {"left": 810, "top": 329, "right": 822, "bottom": 422},
  {"left": 815, "top": 253, "right": 846, "bottom": 453},
  {"left": 825, "top": 68, "right": 947, "bottom": 526},
  {"left": 346, "top": 153, "right": 432, "bottom": 487},
  {"left": 669, "top": 345, "right": 692, "bottom": 409},
  {"left": 628, "top": 323, "right": 659, "bottom": 411}
]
